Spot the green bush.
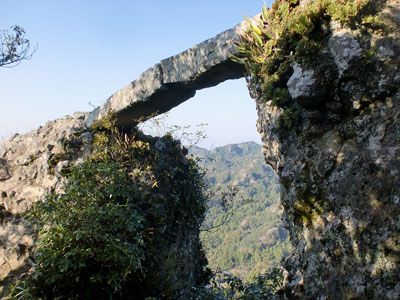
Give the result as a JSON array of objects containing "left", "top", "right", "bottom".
[
  {"left": 10, "top": 118, "right": 209, "bottom": 299},
  {"left": 25, "top": 159, "right": 145, "bottom": 298},
  {"left": 193, "top": 268, "right": 284, "bottom": 300}
]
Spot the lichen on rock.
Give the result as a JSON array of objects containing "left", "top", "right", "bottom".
[
  {"left": 287, "top": 63, "right": 317, "bottom": 102},
  {"left": 328, "top": 28, "right": 363, "bottom": 77},
  {"left": 240, "top": 0, "right": 400, "bottom": 298}
]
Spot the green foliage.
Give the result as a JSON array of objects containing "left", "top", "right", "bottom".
[
  {"left": 293, "top": 195, "right": 327, "bottom": 227},
  {"left": 192, "top": 142, "right": 291, "bottom": 281},
  {"left": 361, "top": 15, "right": 385, "bottom": 30},
  {"left": 193, "top": 268, "right": 284, "bottom": 300},
  {"left": 26, "top": 160, "right": 145, "bottom": 298},
  {"left": 234, "top": 0, "right": 376, "bottom": 110},
  {"left": 277, "top": 106, "right": 300, "bottom": 129},
  {"left": 11, "top": 117, "right": 209, "bottom": 299},
  {"left": 8, "top": 280, "right": 36, "bottom": 300},
  {"left": 0, "top": 25, "right": 36, "bottom": 68},
  {"left": 325, "top": 0, "right": 371, "bottom": 25}
]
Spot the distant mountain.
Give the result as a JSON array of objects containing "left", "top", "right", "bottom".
[{"left": 190, "top": 142, "right": 291, "bottom": 280}]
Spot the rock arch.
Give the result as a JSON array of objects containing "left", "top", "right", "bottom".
[
  {"left": 86, "top": 24, "right": 246, "bottom": 128},
  {"left": 1, "top": 1, "right": 400, "bottom": 297},
  {"left": 83, "top": 3, "right": 400, "bottom": 297}
]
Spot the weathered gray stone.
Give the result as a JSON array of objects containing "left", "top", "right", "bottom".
[
  {"left": 287, "top": 63, "right": 317, "bottom": 100},
  {"left": 0, "top": 23, "right": 249, "bottom": 293},
  {"left": 54, "top": 160, "right": 69, "bottom": 177},
  {"left": 0, "top": 159, "right": 11, "bottom": 181},
  {"left": 328, "top": 30, "right": 362, "bottom": 77},
  {"left": 86, "top": 25, "right": 245, "bottom": 128},
  {"left": 1, "top": 1, "right": 399, "bottom": 298},
  {"left": 0, "top": 112, "right": 88, "bottom": 296},
  {"left": 251, "top": 2, "right": 400, "bottom": 298}
]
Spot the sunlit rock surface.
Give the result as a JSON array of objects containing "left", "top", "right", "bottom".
[
  {"left": 1, "top": 0, "right": 400, "bottom": 298},
  {"left": 86, "top": 25, "right": 245, "bottom": 128},
  {"left": 251, "top": 1, "right": 400, "bottom": 298},
  {"left": 0, "top": 113, "right": 90, "bottom": 295}
]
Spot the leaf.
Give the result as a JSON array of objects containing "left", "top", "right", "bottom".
[
  {"left": 252, "top": 31, "right": 263, "bottom": 47},
  {"left": 250, "top": 23, "right": 263, "bottom": 37},
  {"left": 262, "top": 6, "right": 270, "bottom": 21},
  {"left": 151, "top": 180, "right": 158, "bottom": 188}
]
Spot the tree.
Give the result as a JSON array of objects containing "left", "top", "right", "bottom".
[{"left": 0, "top": 25, "right": 36, "bottom": 67}]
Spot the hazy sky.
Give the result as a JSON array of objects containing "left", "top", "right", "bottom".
[{"left": 0, "top": 1, "right": 273, "bottom": 148}]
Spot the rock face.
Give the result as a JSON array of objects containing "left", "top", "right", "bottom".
[
  {"left": 0, "top": 113, "right": 209, "bottom": 298},
  {"left": 0, "top": 22, "right": 248, "bottom": 296},
  {"left": 287, "top": 63, "right": 317, "bottom": 102},
  {"left": 0, "top": 113, "right": 90, "bottom": 295},
  {"left": 1, "top": 1, "right": 400, "bottom": 298},
  {"left": 251, "top": 1, "right": 400, "bottom": 298},
  {"left": 86, "top": 25, "right": 245, "bottom": 128},
  {"left": 328, "top": 29, "right": 363, "bottom": 77}
]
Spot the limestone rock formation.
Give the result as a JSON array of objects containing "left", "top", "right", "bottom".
[
  {"left": 86, "top": 25, "right": 245, "bottom": 128},
  {"left": 250, "top": 0, "right": 400, "bottom": 298},
  {"left": 1, "top": 0, "right": 399, "bottom": 298},
  {"left": 0, "top": 113, "right": 209, "bottom": 298},
  {"left": 0, "top": 113, "right": 90, "bottom": 295},
  {"left": 287, "top": 63, "right": 317, "bottom": 102},
  {"left": 328, "top": 28, "right": 363, "bottom": 77},
  {"left": 0, "top": 21, "right": 247, "bottom": 297}
]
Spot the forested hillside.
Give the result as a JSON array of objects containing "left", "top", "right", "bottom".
[{"left": 190, "top": 142, "right": 291, "bottom": 280}]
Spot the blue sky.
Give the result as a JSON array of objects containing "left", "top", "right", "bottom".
[{"left": 0, "top": 1, "right": 273, "bottom": 148}]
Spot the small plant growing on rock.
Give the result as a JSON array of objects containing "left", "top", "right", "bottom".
[{"left": 234, "top": 0, "right": 381, "bottom": 116}]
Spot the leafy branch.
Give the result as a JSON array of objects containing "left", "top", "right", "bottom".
[{"left": 0, "top": 26, "right": 37, "bottom": 68}]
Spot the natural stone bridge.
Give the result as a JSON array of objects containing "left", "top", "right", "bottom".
[
  {"left": 86, "top": 24, "right": 245, "bottom": 128},
  {"left": 1, "top": 1, "right": 400, "bottom": 298},
  {"left": 0, "top": 24, "right": 249, "bottom": 297}
]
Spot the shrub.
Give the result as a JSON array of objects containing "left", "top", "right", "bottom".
[
  {"left": 10, "top": 118, "right": 209, "bottom": 299},
  {"left": 17, "top": 147, "right": 145, "bottom": 298},
  {"left": 193, "top": 268, "right": 284, "bottom": 300}
]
